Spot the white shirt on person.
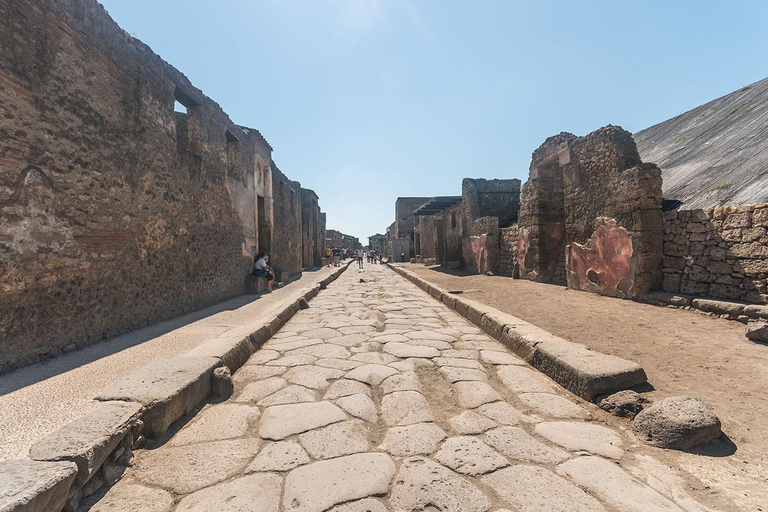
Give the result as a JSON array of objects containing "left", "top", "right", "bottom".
[{"left": 254, "top": 257, "right": 267, "bottom": 270}]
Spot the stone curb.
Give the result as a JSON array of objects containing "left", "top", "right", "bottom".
[
  {"left": 0, "top": 263, "right": 351, "bottom": 512},
  {"left": 387, "top": 263, "right": 647, "bottom": 401},
  {"left": 643, "top": 291, "right": 768, "bottom": 323}
]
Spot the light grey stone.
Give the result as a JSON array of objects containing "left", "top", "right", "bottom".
[
  {"left": 267, "top": 338, "right": 322, "bottom": 352},
  {"left": 247, "top": 441, "right": 309, "bottom": 473},
  {"left": 389, "top": 456, "right": 490, "bottom": 512},
  {"left": 345, "top": 364, "right": 399, "bottom": 386},
  {"left": 434, "top": 357, "right": 484, "bottom": 370},
  {"left": 212, "top": 366, "right": 234, "bottom": 397},
  {"left": 245, "top": 349, "right": 280, "bottom": 365},
  {"left": 480, "top": 350, "right": 524, "bottom": 365},
  {"left": 632, "top": 396, "right": 721, "bottom": 449},
  {"left": 381, "top": 391, "right": 434, "bottom": 426},
  {"left": 477, "top": 402, "right": 532, "bottom": 425},
  {"left": 260, "top": 401, "right": 347, "bottom": 440},
  {"left": 449, "top": 411, "right": 497, "bottom": 435},
  {"left": 435, "top": 436, "right": 509, "bottom": 475},
  {"left": 482, "top": 465, "right": 607, "bottom": 512},
  {"left": 453, "top": 381, "right": 503, "bottom": 409},
  {"left": 381, "top": 371, "right": 422, "bottom": 394},
  {"left": 484, "top": 426, "right": 569, "bottom": 464},
  {"left": 258, "top": 385, "right": 317, "bottom": 407},
  {"left": 535, "top": 422, "right": 624, "bottom": 460},
  {"left": 176, "top": 473, "right": 281, "bottom": 512},
  {"left": 597, "top": 390, "right": 649, "bottom": 418},
  {"left": 29, "top": 401, "right": 142, "bottom": 487},
  {"left": 315, "top": 358, "right": 364, "bottom": 371},
  {"left": 266, "top": 354, "right": 318, "bottom": 367},
  {"left": 0, "top": 459, "right": 77, "bottom": 512},
  {"left": 87, "top": 483, "right": 174, "bottom": 512},
  {"left": 496, "top": 365, "right": 558, "bottom": 394},
  {"left": 300, "top": 327, "right": 343, "bottom": 339},
  {"left": 380, "top": 423, "right": 447, "bottom": 457},
  {"left": 298, "top": 420, "right": 370, "bottom": 459},
  {"left": 169, "top": 404, "right": 259, "bottom": 446},
  {"left": 405, "top": 331, "right": 457, "bottom": 342},
  {"left": 324, "top": 379, "right": 371, "bottom": 399},
  {"left": 283, "top": 365, "right": 345, "bottom": 390},
  {"left": 95, "top": 356, "right": 220, "bottom": 437},
  {"left": 558, "top": 456, "right": 682, "bottom": 512},
  {"left": 337, "top": 394, "right": 377, "bottom": 423},
  {"left": 286, "top": 343, "right": 350, "bottom": 359},
  {"left": 350, "top": 353, "right": 398, "bottom": 365},
  {"left": 235, "top": 377, "right": 288, "bottom": 403},
  {"left": 441, "top": 349, "right": 478, "bottom": 360},
  {"left": 185, "top": 336, "right": 251, "bottom": 372},
  {"left": 283, "top": 453, "right": 395, "bottom": 512},
  {"left": 746, "top": 322, "right": 768, "bottom": 343},
  {"left": 439, "top": 366, "right": 487, "bottom": 383},
  {"left": 383, "top": 342, "right": 440, "bottom": 359},
  {"left": 233, "top": 365, "right": 286, "bottom": 384},
  {"left": 328, "top": 498, "right": 387, "bottom": 512},
  {"left": 134, "top": 439, "right": 260, "bottom": 494},
  {"left": 519, "top": 393, "right": 591, "bottom": 419}
]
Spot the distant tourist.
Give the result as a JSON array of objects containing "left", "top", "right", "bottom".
[
  {"left": 332, "top": 246, "right": 341, "bottom": 267},
  {"left": 357, "top": 248, "right": 364, "bottom": 268},
  {"left": 251, "top": 251, "right": 274, "bottom": 292},
  {"left": 325, "top": 246, "right": 332, "bottom": 267}
]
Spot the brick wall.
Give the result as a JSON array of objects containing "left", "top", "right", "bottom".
[{"left": 662, "top": 205, "right": 768, "bottom": 303}]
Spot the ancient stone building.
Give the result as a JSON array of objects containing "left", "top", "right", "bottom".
[
  {"left": 394, "top": 197, "right": 432, "bottom": 259},
  {"left": 516, "top": 126, "right": 663, "bottom": 298},
  {"left": 300, "top": 188, "right": 325, "bottom": 268},
  {"left": 368, "top": 234, "right": 386, "bottom": 255},
  {"left": 0, "top": 0, "right": 324, "bottom": 372},
  {"left": 270, "top": 165, "right": 304, "bottom": 282}
]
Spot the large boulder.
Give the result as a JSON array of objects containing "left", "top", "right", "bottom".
[
  {"left": 632, "top": 396, "right": 721, "bottom": 449},
  {"left": 597, "top": 390, "right": 649, "bottom": 418},
  {"left": 745, "top": 322, "right": 768, "bottom": 344}
]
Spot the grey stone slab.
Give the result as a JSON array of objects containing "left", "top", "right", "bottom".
[
  {"left": 632, "top": 396, "right": 721, "bottom": 449},
  {"left": 176, "top": 473, "right": 282, "bottom": 512},
  {"left": 532, "top": 339, "right": 647, "bottom": 401},
  {"left": 184, "top": 336, "right": 252, "bottom": 372},
  {"left": 448, "top": 411, "right": 497, "bottom": 435},
  {"left": 381, "top": 391, "right": 434, "bottom": 426},
  {"left": 441, "top": 349, "right": 479, "bottom": 360},
  {"left": 389, "top": 457, "right": 490, "bottom": 512},
  {"left": 299, "top": 327, "right": 342, "bottom": 339},
  {"left": 535, "top": 422, "right": 624, "bottom": 460},
  {"left": 283, "top": 365, "right": 345, "bottom": 390},
  {"left": 405, "top": 331, "right": 457, "bottom": 342},
  {"left": 29, "top": 401, "right": 142, "bottom": 487},
  {"left": 86, "top": 483, "right": 175, "bottom": 512},
  {"left": 345, "top": 364, "right": 399, "bottom": 386},
  {"left": 283, "top": 453, "right": 396, "bottom": 512},
  {"left": 434, "top": 357, "right": 484, "bottom": 370},
  {"left": 519, "top": 393, "right": 591, "bottom": 419},
  {"left": 315, "top": 358, "right": 365, "bottom": 371},
  {"left": 247, "top": 441, "right": 309, "bottom": 473},
  {"left": 169, "top": 403, "right": 259, "bottom": 446},
  {"left": 95, "top": 356, "right": 220, "bottom": 437},
  {"left": 453, "top": 381, "right": 503, "bottom": 409},
  {"left": 266, "top": 354, "right": 318, "bottom": 367},
  {"left": 328, "top": 498, "right": 387, "bottom": 512},
  {"left": 477, "top": 402, "right": 533, "bottom": 425},
  {"left": 480, "top": 350, "right": 524, "bottom": 366},
  {"left": 260, "top": 401, "right": 347, "bottom": 440},
  {"left": 327, "top": 333, "right": 372, "bottom": 347},
  {"left": 337, "top": 394, "right": 377, "bottom": 423},
  {"left": 245, "top": 349, "right": 281, "bottom": 365},
  {"left": 484, "top": 426, "right": 569, "bottom": 464},
  {"left": 439, "top": 366, "right": 487, "bottom": 383},
  {"left": 482, "top": 465, "right": 607, "bottom": 512},
  {"left": 435, "top": 436, "right": 509, "bottom": 476},
  {"left": 286, "top": 343, "right": 350, "bottom": 359},
  {"left": 383, "top": 342, "right": 440, "bottom": 359},
  {"left": 235, "top": 377, "right": 288, "bottom": 403},
  {"left": 558, "top": 456, "right": 683, "bottom": 512},
  {"left": 350, "top": 352, "right": 398, "bottom": 365},
  {"left": 298, "top": 420, "right": 370, "bottom": 459},
  {"left": 233, "top": 365, "right": 286, "bottom": 384},
  {"left": 496, "top": 365, "right": 559, "bottom": 394},
  {"left": 0, "top": 459, "right": 77, "bottom": 512},
  {"left": 324, "top": 379, "right": 371, "bottom": 399},
  {"left": 381, "top": 372, "right": 422, "bottom": 394},
  {"left": 267, "top": 339, "right": 322, "bottom": 352},
  {"left": 134, "top": 439, "right": 260, "bottom": 494},
  {"left": 258, "top": 385, "right": 317, "bottom": 407},
  {"left": 380, "top": 422, "right": 447, "bottom": 457}
]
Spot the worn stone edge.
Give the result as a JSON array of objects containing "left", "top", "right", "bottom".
[
  {"left": 386, "top": 263, "right": 648, "bottom": 401},
  {"left": 6, "top": 263, "right": 351, "bottom": 512}
]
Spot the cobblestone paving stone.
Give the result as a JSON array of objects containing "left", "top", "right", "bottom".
[{"left": 84, "top": 264, "right": 717, "bottom": 511}]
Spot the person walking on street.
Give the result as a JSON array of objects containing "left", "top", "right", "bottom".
[{"left": 357, "top": 247, "right": 364, "bottom": 269}]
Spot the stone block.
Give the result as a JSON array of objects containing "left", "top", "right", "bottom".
[
  {"left": 440, "top": 292, "right": 457, "bottom": 310},
  {"left": 746, "top": 322, "right": 768, "bottom": 343},
  {"left": 644, "top": 291, "right": 692, "bottom": 307},
  {"left": 744, "top": 305, "right": 768, "bottom": 319},
  {"left": 0, "top": 459, "right": 77, "bottom": 512},
  {"left": 691, "top": 298, "right": 745, "bottom": 316},
  {"left": 244, "top": 276, "right": 269, "bottom": 294},
  {"left": 633, "top": 395, "right": 721, "bottom": 449},
  {"left": 95, "top": 356, "right": 221, "bottom": 438},
  {"left": 531, "top": 339, "right": 647, "bottom": 401},
  {"left": 29, "top": 402, "right": 142, "bottom": 488},
  {"left": 184, "top": 336, "right": 251, "bottom": 372}
]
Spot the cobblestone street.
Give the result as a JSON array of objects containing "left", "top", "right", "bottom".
[{"left": 85, "top": 264, "right": 715, "bottom": 512}]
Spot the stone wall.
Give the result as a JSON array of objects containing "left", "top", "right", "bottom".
[
  {"left": 300, "top": 188, "right": 324, "bottom": 268},
  {"left": 499, "top": 225, "right": 519, "bottom": 276},
  {"left": 662, "top": 205, "right": 768, "bottom": 303},
  {"left": 0, "top": 0, "right": 318, "bottom": 372},
  {"left": 462, "top": 178, "right": 521, "bottom": 228},
  {"left": 395, "top": 197, "right": 431, "bottom": 257},
  {"left": 418, "top": 215, "right": 438, "bottom": 260},
  {"left": 271, "top": 165, "right": 303, "bottom": 282}
]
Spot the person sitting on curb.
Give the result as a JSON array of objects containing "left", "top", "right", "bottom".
[{"left": 251, "top": 251, "right": 275, "bottom": 292}]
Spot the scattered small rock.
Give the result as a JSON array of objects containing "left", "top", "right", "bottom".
[
  {"left": 597, "top": 390, "right": 649, "bottom": 418},
  {"left": 359, "top": 278, "right": 366, "bottom": 283},
  {"left": 745, "top": 322, "right": 768, "bottom": 343},
  {"left": 633, "top": 395, "right": 721, "bottom": 449},
  {"left": 212, "top": 366, "right": 234, "bottom": 397},
  {"left": 485, "top": 271, "right": 494, "bottom": 276}
]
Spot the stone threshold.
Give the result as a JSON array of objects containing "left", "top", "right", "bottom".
[
  {"left": 387, "top": 263, "right": 647, "bottom": 403},
  {"left": 643, "top": 291, "right": 768, "bottom": 323},
  {"left": 0, "top": 262, "right": 353, "bottom": 512}
]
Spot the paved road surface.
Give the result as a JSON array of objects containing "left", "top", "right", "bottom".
[
  {"left": 82, "top": 263, "right": 716, "bottom": 512},
  {"left": 0, "top": 266, "right": 338, "bottom": 462}
]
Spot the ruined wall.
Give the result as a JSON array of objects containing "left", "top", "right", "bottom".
[
  {"left": 498, "top": 225, "right": 519, "bottom": 276},
  {"left": 0, "top": 0, "right": 279, "bottom": 372},
  {"left": 462, "top": 178, "right": 521, "bottom": 228},
  {"left": 518, "top": 126, "right": 663, "bottom": 298},
  {"left": 271, "top": 165, "right": 303, "bottom": 281},
  {"left": 395, "top": 197, "right": 432, "bottom": 257},
  {"left": 418, "top": 216, "right": 438, "bottom": 260},
  {"left": 662, "top": 205, "right": 768, "bottom": 303},
  {"left": 300, "top": 188, "right": 323, "bottom": 268}
]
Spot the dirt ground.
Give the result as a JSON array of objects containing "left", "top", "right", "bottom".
[{"left": 399, "top": 263, "right": 768, "bottom": 511}]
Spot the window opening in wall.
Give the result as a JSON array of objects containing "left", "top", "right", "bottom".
[
  {"left": 174, "top": 100, "right": 186, "bottom": 113},
  {"left": 174, "top": 86, "right": 199, "bottom": 111},
  {"left": 451, "top": 212, "right": 457, "bottom": 228}
]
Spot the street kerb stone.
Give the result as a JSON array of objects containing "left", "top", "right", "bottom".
[
  {"left": 283, "top": 453, "right": 396, "bottom": 512},
  {"left": 247, "top": 441, "right": 310, "bottom": 473},
  {"left": 484, "top": 426, "right": 569, "bottom": 464},
  {"left": 29, "top": 401, "right": 142, "bottom": 488},
  {"left": 95, "top": 356, "right": 221, "bottom": 437},
  {"left": 176, "top": 473, "right": 282, "bottom": 512},
  {"left": 86, "top": 483, "right": 175, "bottom": 512},
  {"left": 133, "top": 439, "right": 260, "bottom": 495},
  {"left": 381, "top": 391, "right": 434, "bottom": 426},
  {"left": 184, "top": 336, "right": 252, "bottom": 372},
  {"left": 557, "top": 456, "right": 682, "bottom": 512},
  {"left": 0, "top": 459, "right": 77, "bottom": 512},
  {"left": 380, "top": 422, "right": 447, "bottom": 457},
  {"left": 531, "top": 339, "right": 648, "bottom": 401},
  {"left": 389, "top": 456, "right": 490, "bottom": 512},
  {"left": 298, "top": 419, "right": 370, "bottom": 459},
  {"left": 259, "top": 401, "right": 347, "bottom": 440},
  {"left": 535, "top": 421, "right": 625, "bottom": 460},
  {"left": 435, "top": 436, "right": 510, "bottom": 475},
  {"left": 168, "top": 403, "right": 259, "bottom": 446},
  {"left": 482, "top": 465, "right": 607, "bottom": 512}
]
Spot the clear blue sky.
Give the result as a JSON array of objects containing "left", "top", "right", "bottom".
[{"left": 100, "top": 0, "right": 768, "bottom": 243}]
